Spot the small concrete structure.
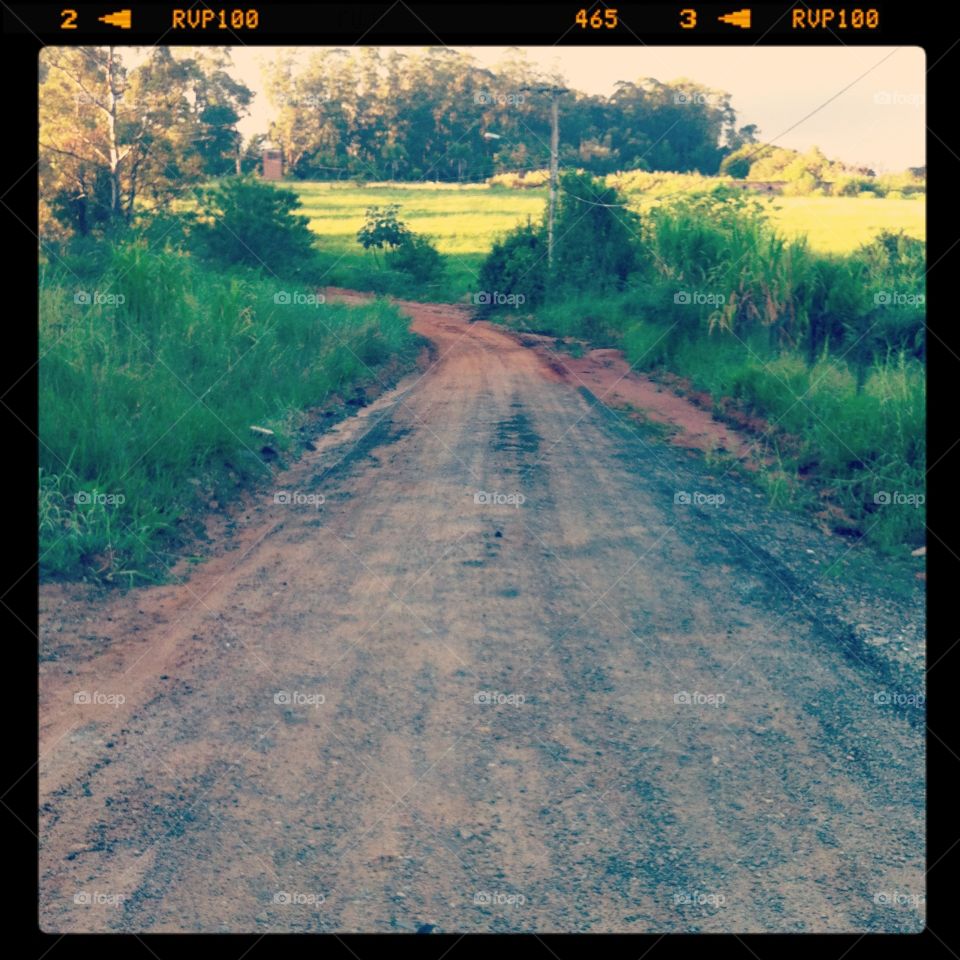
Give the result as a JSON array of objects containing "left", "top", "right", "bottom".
[{"left": 262, "top": 148, "right": 283, "bottom": 180}]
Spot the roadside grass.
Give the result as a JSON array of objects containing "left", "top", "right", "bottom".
[
  {"left": 660, "top": 335, "right": 925, "bottom": 552},
  {"left": 39, "top": 241, "right": 419, "bottom": 583},
  {"left": 524, "top": 289, "right": 925, "bottom": 550}
]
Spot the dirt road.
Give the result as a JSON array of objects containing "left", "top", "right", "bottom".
[{"left": 39, "top": 297, "right": 925, "bottom": 933}]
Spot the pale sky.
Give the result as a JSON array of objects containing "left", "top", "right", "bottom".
[{"left": 121, "top": 45, "right": 927, "bottom": 172}]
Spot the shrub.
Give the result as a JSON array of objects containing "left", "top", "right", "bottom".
[
  {"left": 192, "top": 177, "right": 316, "bottom": 274},
  {"left": 477, "top": 217, "right": 548, "bottom": 311},
  {"left": 387, "top": 233, "right": 445, "bottom": 284},
  {"left": 550, "top": 171, "right": 642, "bottom": 296},
  {"left": 782, "top": 171, "right": 820, "bottom": 196},
  {"left": 605, "top": 169, "right": 719, "bottom": 197},
  {"left": 488, "top": 170, "right": 550, "bottom": 190},
  {"left": 718, "top": 146, "right": 754, "bottom": 179}
]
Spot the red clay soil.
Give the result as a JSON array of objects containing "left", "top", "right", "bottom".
[{"left": 507, "top": 334, "right": 761, "bottom": 464}]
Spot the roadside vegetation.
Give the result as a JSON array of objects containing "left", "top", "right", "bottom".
[
  {"left": 283, "top": 178, "right": 923, "bottom": 302},
  {"left": 39, "top": 180, "right": 419, "bottom": 583},
  {"left": 477, "top": 175, "right": 926, "bottom": 551},
  {"left": 37, "top": 44, "right": 926, "bottom": 577}
]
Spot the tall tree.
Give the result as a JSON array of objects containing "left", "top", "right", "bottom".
[{"left": 39, "top": 46, "right": 251, "bottom": 238}]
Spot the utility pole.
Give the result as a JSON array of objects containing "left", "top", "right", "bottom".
[
  {"left": 520, "top": 85, "right": 567, "bottom": 270},
  {"left": 548, "top": 91, "right": 559, "bottom": 268}
]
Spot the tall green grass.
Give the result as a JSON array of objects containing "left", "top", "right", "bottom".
[
  {"left": 629, "top": 328, "right": 924, "bottom": 549},
  {"left": 515, "top": 286, "right": 925, "bottom": 550},
  {"left": 39, "top": 241, "right": 418, "bottom": 582},
  {"left": 485, "top": 184, "right": 925, "bottom": 550}
]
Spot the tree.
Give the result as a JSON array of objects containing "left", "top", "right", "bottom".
[
  {"left": 256, "top": 49, "right": 759, "bottom": 183},
  {"left": 551, "top": 171, "right": 641, "bottom": 292},
  {"left": 193, "top": 178, "right": 316, "bottom": 274},
  {"left": 357, "top": 205, "right": 410, "bottom": 265},
  {"left": 40, "top": 47, "right": 130, "bottom": 233},
  {"left": 189, "top": 50, "right": 253, "bottom": 176},
  {"left": 39, "top": 46, "right": 252, "bottom": 239}
]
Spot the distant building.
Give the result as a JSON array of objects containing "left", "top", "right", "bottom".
[{"left": 262, "top": 148, "right": 283, "bottom": 180}]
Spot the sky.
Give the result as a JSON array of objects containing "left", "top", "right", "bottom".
[{"left": 124, "top": 45, "right": 927, "bottom": 172}]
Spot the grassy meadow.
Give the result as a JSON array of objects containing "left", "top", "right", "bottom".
[
  {"left": 287, "top": 180, "right": 925, "bottom": 299},
  {"left": 290, "top": 181, "right": 547, "bottom": 300},
  {"left": 737, "top": 196, "right": 924, "bottom": 255}
]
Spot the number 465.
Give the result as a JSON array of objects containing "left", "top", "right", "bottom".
[{"left": 576, "top": 8, "right": 619, "bottom": 28}]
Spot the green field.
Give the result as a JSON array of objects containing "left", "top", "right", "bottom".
[
  {"left": 289, "top": 181, "right": 925, "bottom": 299},
  {"left": 732, "top": 196, "right": 924, "bottom": 254},
  {"left": 289, "top": 181, "right": 547, "bottom": 299}
]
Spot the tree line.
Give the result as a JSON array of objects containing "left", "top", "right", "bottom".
[
  {"left": 40, "top": 46, "right": 760, "bottom": 238},
  {"left": 40, "top": 47, "right": 255, "bottom": 240},
  {"left": 267, "top": 47, "right": 758, "bottom": 181}
]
